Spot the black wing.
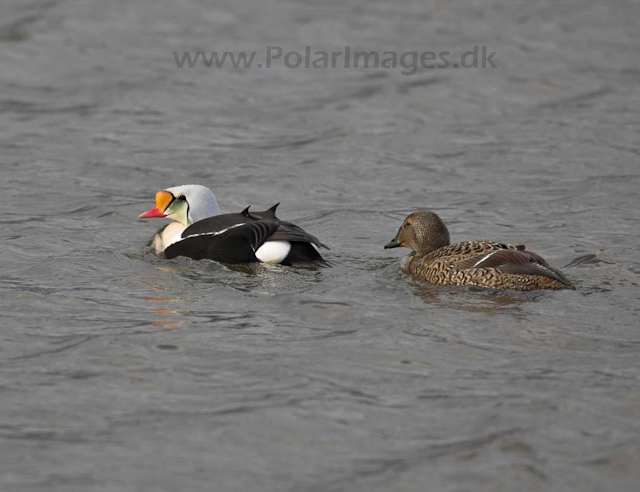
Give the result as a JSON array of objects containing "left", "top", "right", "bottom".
[
  {"left": 167, "top": 207, "right": 327, "bottom": 263},
  {"left": 165, "top": 220, "right": 280, "bottom": 263},
  {"left": 268, "top": 221, "right": 329, "bottom": 249}
]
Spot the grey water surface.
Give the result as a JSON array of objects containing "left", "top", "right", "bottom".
[{"left": 1, "top": 0, "right": 640, "bottom": 491}]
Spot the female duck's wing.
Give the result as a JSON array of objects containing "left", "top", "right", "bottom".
[
  {"left": 457, "top": 248, "right": 571, "bottom": 286},
  {"left": 426, "top": 241, "right": 513, "bottom": 259}
]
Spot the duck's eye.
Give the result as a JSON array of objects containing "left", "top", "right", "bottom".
[
  {"left": 405, "top": 221, "right": 411, "bottom": 227},
  {"left": 177, "top": 195, "right": 186, "bottom": 201}
]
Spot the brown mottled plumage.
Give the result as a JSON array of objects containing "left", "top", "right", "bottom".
[{"left": 384, "top": 211, "right": 574, "bottom": 291}]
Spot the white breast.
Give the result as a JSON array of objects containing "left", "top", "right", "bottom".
[
  {"left": 255, "top": 241, "right": 292, "bottom": 264},
  {"left": 154, "top": 222, "right": 187, "bottom": 254}
]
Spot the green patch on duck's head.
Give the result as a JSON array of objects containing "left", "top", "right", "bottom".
[{"left": 162, "top": 192, "right": 189, "bottom": 224}]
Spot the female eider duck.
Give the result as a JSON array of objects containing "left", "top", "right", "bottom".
[
  {"left": 384, "top": 211, "right": 573, "bottom": 291},
  {"left": 139, "top": 185, "right": 327, "bottom": 264}
]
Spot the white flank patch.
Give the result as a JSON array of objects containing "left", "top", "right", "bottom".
[
  {"left": 255, "top": 241, "right": 291, "bottom": 264},
  {"left": 473, "top": 250, "right": 499, "bottom": 267}
]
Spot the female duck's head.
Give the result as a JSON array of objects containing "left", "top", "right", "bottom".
[
  {"left": 385, "top": 211, "right": 450, "bottom": 255},
  {"left": 138, "top": 184, "right": 221, "bottom": 225}
]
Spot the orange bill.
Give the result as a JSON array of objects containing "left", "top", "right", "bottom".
[{"left": 139, "top": 190, "right": 173, "bottom": 219}]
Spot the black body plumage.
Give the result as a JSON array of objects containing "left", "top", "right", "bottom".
[{"left": 164, "top": 205, "right": 327, "bottom": 264}]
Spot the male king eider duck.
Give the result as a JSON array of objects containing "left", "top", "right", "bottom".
[
  {"left": 139, "top": 184, "right": 327, "bottom": 264},
  {"left": 384, "top": 211, "right": 574, "bottom": 291}
]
